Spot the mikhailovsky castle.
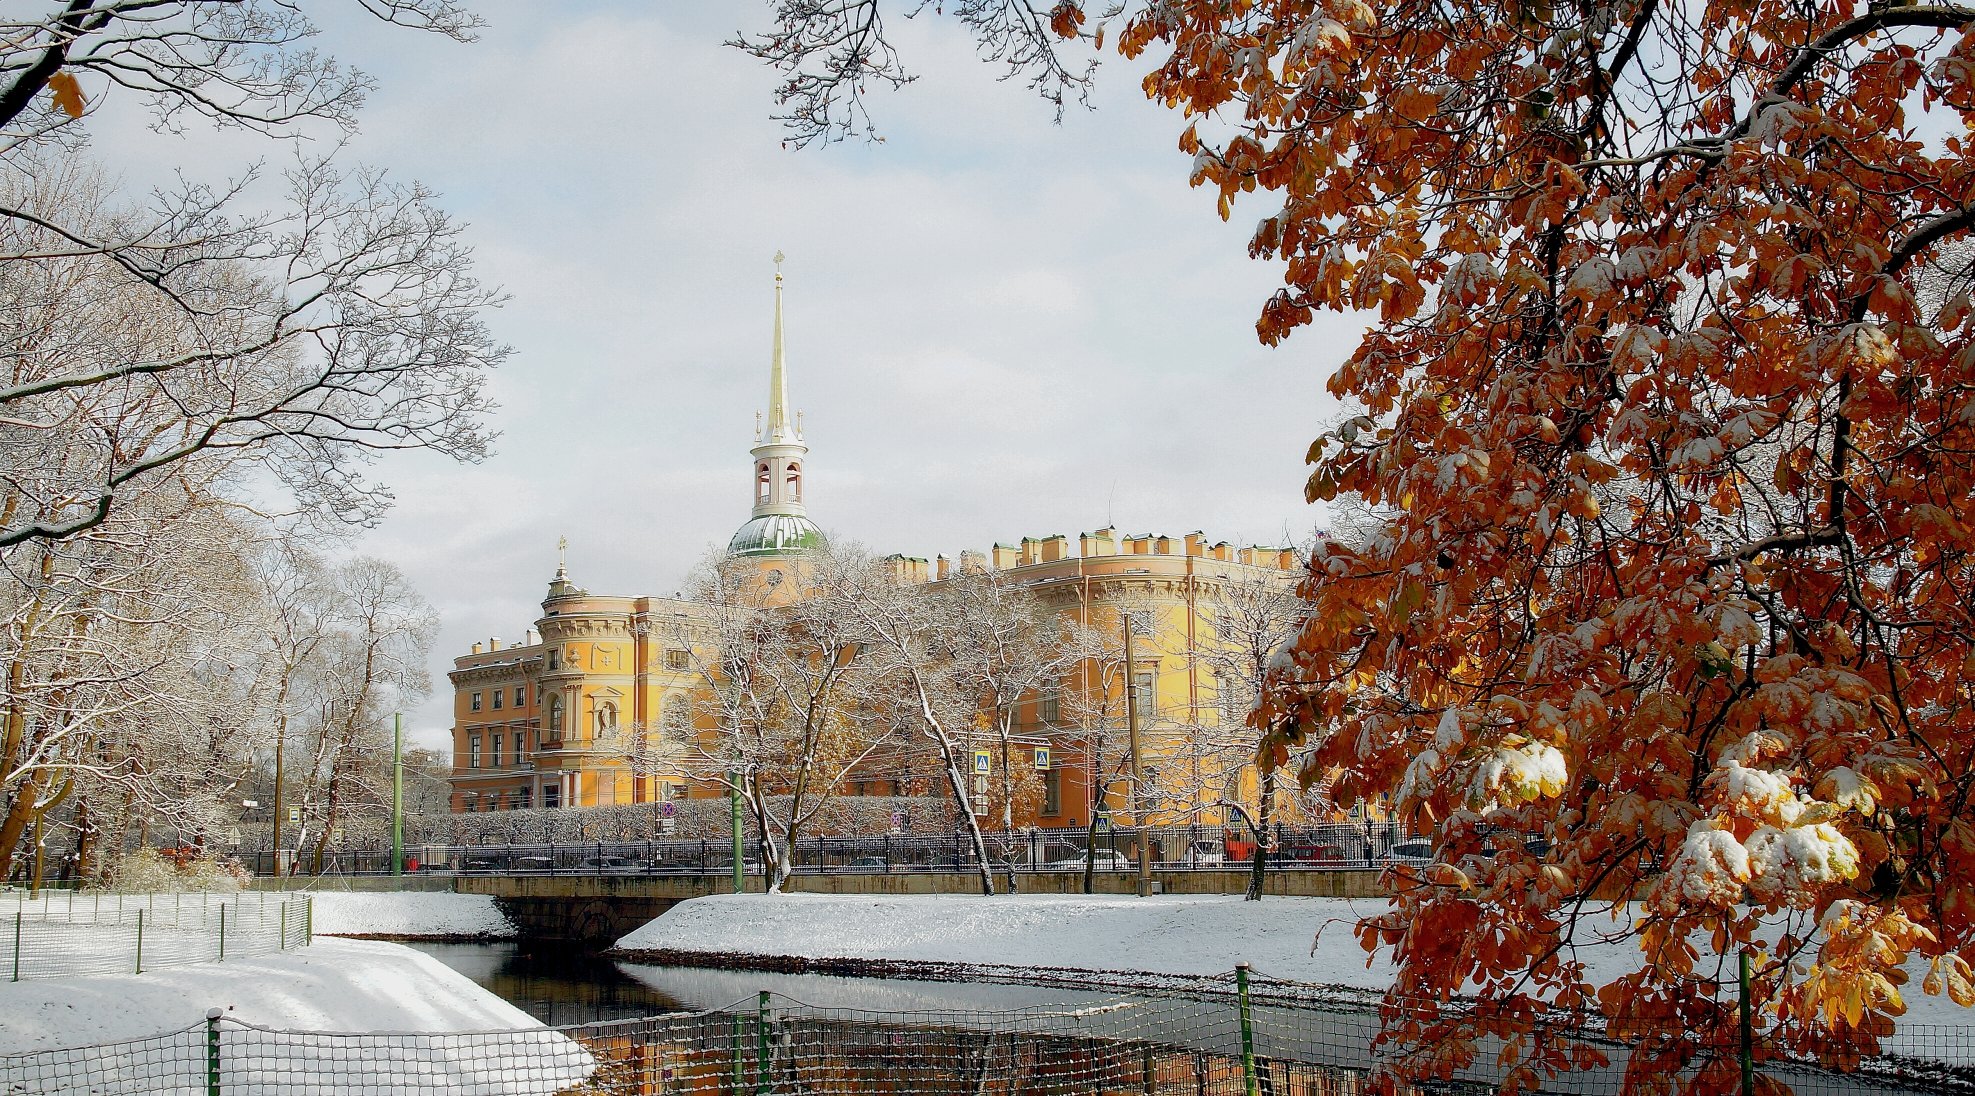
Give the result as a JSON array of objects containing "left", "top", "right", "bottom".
[{"left": 446, "top": 263, "right": 1303, "bottom": 831}]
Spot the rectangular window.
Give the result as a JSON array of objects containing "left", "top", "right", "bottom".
[
  {"left": 1042, "top": 768, "right": 1062, "bottom": 816},
  {"left": 491, "top": 689, "right": 503, "bottom": 710},
  {"left": 469, "top": 692, "right": 482, "bottom": 712},
  {"left": 468, "top": 736, "right": 482, "bottom": 769},
  {"left": 1220, "top": 677, "right": 1250, "bottom": 725},
  {"left": 1133, "top": 672, "right": 1156, "bottom": 718},
  {"left": 665, "top": 648, "right": 690, "bottom": 671},
  {"left": 517, "top": 787, "right": 532, "bottom": 810},
  {"left": 491, "top": 734, "right": 503, "bottom": 769},
  {"left": 1040, "top": 681, "right": 1060, "bottom": 724},
  {"left": 543, "top": 784, "right": 561, "bottom": 810},
  {"left": 515, "top": 686, "right": 526, "bottom": 707},
  {"left": 548, "top": 650, "right": 559, "bottom": 671}
]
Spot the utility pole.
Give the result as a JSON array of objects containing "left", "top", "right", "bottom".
[
  {"left": 730, "top": 769, "right": 745, "bottom": 894},
  {"left": 391, "top": 713, "right": 403, "bottom": 877},
  {"left": 1124, "top": 614, "right": 1151, "bottom": 897},
  {"left": 271, "top": 728, "right": 285, "bottom": 876}
]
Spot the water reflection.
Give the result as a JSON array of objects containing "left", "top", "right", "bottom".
[{"left": 408, "top": 940, "right": 690, "bottom": 1025}]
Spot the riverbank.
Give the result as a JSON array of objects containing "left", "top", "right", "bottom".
[
  {"left": 614, "top": 893, "right": 1390, "bottom": 983},
  {"left": 305, "top": 890, "right": 515, "bottom": 940},
  {"left": 613, "top": 892, "right": 1975, "bottom": 1067},
  {"left": 0, "top": 937, "right": 540, "bottom": 1053}
]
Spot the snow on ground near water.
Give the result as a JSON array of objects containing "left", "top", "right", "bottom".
[
  {"left": 0, "top": 938, "right": 590, "bottom": 1094},
  {"left": 620, "top": 893, "right": 1398, "bottom": 984},
  {"left": 0, "top": 938, "right": 541, "bottom": 1052},
  {"left": 620, "top": 893, "right": 1975, "bottom": 1062},
  {"left": 302, "top": 890, "right": 515, "bottom": 938}
]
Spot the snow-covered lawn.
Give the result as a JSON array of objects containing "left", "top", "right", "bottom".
[
  {"left": 301, "top": 890, "right": 515, "bottom": 938},
  {"left": 0, "top": 938, "right": 589, "bottom": 1094},
  {"left": 618, "top": 893, "right": 1975, "bottom": 1064}
]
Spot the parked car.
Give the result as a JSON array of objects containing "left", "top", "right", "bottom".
[
  {"left": 841, "top": 856, "right": 889, "bottom": 871},
  {"left": 1383, "top": 840, "right": 1434, "bottom": 863},
  {"left": 1275, "top": 842, "right": 1347, "bottom": 864},
  {"left": 578, "top": 855, "right": 647, "bottom": 875},
  {"left": 1177, "top": 840, "right": 1225, "bottom": 867},
  {"left": 1040, "top": 850, "right": 1135, "bottom": 871},
  {"left": 513, "top": 855, "right": 557, "bottom": 874}
]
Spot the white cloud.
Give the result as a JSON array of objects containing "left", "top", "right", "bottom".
[{"left": 69, "top": 1, "right": 1360, "bottom": 749}]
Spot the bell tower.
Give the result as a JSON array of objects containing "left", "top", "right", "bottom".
[
  {"left": 727, "top": 253, "right": 826, "bottom": 558},
  {"left": 751, "top": 251, "right": 808, "bottom": 519}
]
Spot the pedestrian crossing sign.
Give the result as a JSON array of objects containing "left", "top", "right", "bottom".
[{"left": 973, "top": 750, "right": 991, "bottom": 775}]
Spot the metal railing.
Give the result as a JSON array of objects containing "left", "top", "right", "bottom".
[{"left": 241, "top": 821, "right": 1427, "bottom": 878}]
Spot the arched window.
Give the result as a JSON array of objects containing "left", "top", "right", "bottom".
[
  {"left": 756, "top": 462, "right": 771, "bottom": 504},
  {"left": 548, "top": 694, "right": 563, "bottom": 733},
  {"left": 786, "top": 461, "right": 802, "bottom": 502}
]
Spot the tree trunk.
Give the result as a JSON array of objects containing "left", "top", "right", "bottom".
[{"left": 1246, "top": 767, "right": 1275, "bottom": 901}]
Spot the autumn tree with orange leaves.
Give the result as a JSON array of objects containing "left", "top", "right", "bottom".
[{"left": 743, "top": 0, "right": 1975, "bottom": 1090}]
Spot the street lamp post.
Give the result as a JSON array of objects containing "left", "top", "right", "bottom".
[
  {"left": 1124, "top": 614, "right": 1151, "bottom": 898},
  {"left": 392, "top": 713, "right": 403, "bottom": 877}
]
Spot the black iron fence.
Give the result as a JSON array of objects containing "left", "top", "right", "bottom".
[{"left": 241, "top": 821, "right": 1426, "bottom": 878}]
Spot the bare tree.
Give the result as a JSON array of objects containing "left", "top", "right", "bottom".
[
  {"left": 1181, "top": 564, "right": 1306, "bottom": 899},
  {"left": 931, "top": 565, "right": 1083, "bottom": 847},
  {"left": 0, "top": 479, "right": 268, "bottom": 878},
  {"left": 284, "top": 555, "right": 434, "bottom": 871},
  {"left": 732, "top": 0, "right": 1100, "bottom": 148},
  {"left": 0, "top": 3, "right": 502, "bottom": 549},
  {"left": 674, "top": 547, "right": 901, "bottom": 891}
]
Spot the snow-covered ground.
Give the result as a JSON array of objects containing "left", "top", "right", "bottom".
[
  {"left": 618, "top": 893, "right": 1410, "bottom": 983},
  {"left": 0, "top": 938, "right": 588, "bottom": 1093},
  {"left": 618, "top": 893, "right": 1975, "bottom": 1063},
  {"left": 301, "top": 890, "right": 515, "bottom": 938}
]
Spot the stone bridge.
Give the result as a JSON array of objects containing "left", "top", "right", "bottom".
[{"left": 456, "top": 869, "right": 1383, "bottom": 945}]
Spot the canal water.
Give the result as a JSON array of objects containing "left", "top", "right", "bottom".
[
  {"left": 404, "top": 942, "right": 1952, "bottom": 1095},
  {"left": 404, "top": 940, "right": 1137, "bottom": 1026}
]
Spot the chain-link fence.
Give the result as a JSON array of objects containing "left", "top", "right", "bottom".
[
  {"left": 1, "top": 891, "right": 310, "bottom": 980},
  {"left": 4, "top": 968, "right": 1969, "bottom": 1094}
]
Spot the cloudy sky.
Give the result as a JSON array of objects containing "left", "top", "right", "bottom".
[{"left": 91, "top": 2, "right": 1367, "bottom": 748}]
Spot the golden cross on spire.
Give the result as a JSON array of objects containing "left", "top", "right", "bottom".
[
  {"left": 556, "top": 536, "right": 568, "bottom": 571},
  {"left": 773, "top": 250, "right": 785, "bottom": 281}
]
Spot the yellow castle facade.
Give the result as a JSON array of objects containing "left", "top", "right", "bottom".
[{"left": 447, "top": 263, "right": 1303, "bottom": 829}]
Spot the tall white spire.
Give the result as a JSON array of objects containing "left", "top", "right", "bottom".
[
  {"left": 763, "top": 250, "right": 797, "bottom": 443},
  {"left": 728, "top": 252, "right": 825, "bottom": 556}
]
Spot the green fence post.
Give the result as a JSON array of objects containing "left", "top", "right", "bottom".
[
  {"left": 135, "top": 908, "right": 144, "bottom": 974},
  {"left": 305, "top": 898, "right": 312, "bottom": 946},
  {"left": 279, "top": 902, "right": 287, "bottom": 951},
  {"left": 218, "top": 904, "right": 225, "bottom": 962},
  {"left": 756, "top": 990, "right": 771, "bottom": 1096},
  {"left": 1236, "top": 963, "right": 1259, "bottom": 1096},
  {"left": 11, "top": 910, "right": 20, "bottom": 982},
  {"left": 205, "top": 1007, "right": 222, "bottom": 1096},
  {"left": 1740, "top": 950, "right": 1755, "bottom": 1096}
]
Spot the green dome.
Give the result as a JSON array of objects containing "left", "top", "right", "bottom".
[{"left": 727, "top": 514, "right": 827, "bottom": 557}]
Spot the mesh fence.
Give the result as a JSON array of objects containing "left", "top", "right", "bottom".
[
  {"left": 3, "top": 976, "right": 1970, "bottom": 1095},
  {"left": 0, "top": 891, "right": 310, "bottom": 979}
]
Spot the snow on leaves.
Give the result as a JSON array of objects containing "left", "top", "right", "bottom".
[{"left": 1103, "top": 0, "right": 1975, "bottom": 1086}]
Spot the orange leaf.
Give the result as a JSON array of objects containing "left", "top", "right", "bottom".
[{"left": 47, "top": 72, "right": 83, "bottom": 118}]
